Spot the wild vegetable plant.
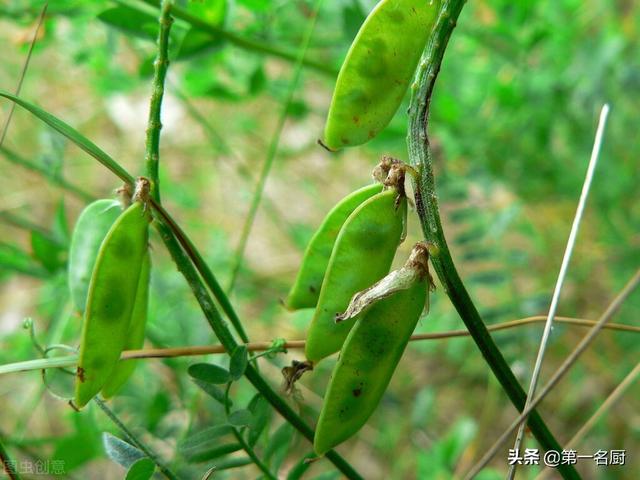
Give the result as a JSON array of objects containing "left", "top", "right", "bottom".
[{"left": 0, "top": 1, "right": 638, "bottom": 479}]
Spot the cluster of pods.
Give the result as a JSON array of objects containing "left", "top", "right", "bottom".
[
  {"left": 69, "top": 178, "right": 152, "bottom": 408},
  {"left": 286, "top": 159, "right": 434, "bottom": 455},
  {"left": 292, "top": 0, "right": 443, "bottom": 455}
]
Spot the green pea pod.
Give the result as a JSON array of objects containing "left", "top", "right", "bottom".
[
  {"left": 75, "top": 200, "right": 150, "bottom": 408},
  {"left": 286, "top": 183, "right": 383, "bottom": 310},
  {"left": 68, "top": 199, "right": 122, "bottom": 313},
  {"left": 100, "top": 250, "right": 151, "bottom": 399},
  {"left": 304, "top": 188, "right": 406, "bottom": 363},
  {"left": 314, "top": 243, "right": 430, "bottom": 455},
  {"left": 322, "top": 0, "right": 441, "bottom": 150}
]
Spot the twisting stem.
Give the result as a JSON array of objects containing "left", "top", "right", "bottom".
[
  {"left": 227, "top": 0, "right": 324, "bottom": 293},
  {"left": 94, "top": 398, "right": 179, "bottom": 480},
  {"left": 153, "top": 220, "right": 363, "bottom": 480},
  {"left": 145, "top": 0, "right": 173, "bottom": 202},
  {"left": 406, "top": 1, "right": 579, "bottom": 479}
]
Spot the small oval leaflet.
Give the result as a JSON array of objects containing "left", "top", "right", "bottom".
[
  {"left": 229, "top": 345, "right": 248, "bottom": 380},
  {"left": 188, "top": 363, "right": 231, "bottom": 384},
  {"left": 228, "top": 409, "right": 253, "bottom": 428}
]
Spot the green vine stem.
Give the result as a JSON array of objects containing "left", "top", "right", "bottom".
[
  {"left": 1, "top": 316, "right": 636, "bottom": 375},
  {"left": 94, "top": 398, "right": 179, "bottom": 480},
  {"left": 144, "top": 0, "right": 173, "bottom": 202},
  {"left": 406, "top": 1, "right": 580, "bottom": 479},
  {"left": 151, "top": 200, "right": 249, "bottom": 343},
  {"left": 141, "top": 0, "right": 337, "bottom": 77},
  {"left": 0, "top": 434, "right": 21, "bottom": 480},
  {"left": 0, "top": 91, "right": 134, "bottom": 185},
  {"left": 153, "top": 219, "right": 363, "bottom": 480},
  {"left": 0, "top": 96, "right": 319, "bottom": 480},
  {"left": 223, "top": 384, "right": 276, "bottom": 479}
]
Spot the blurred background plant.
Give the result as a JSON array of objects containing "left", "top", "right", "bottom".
[{"left": 0, "top": 0, "right": 638, "bottom": 478}]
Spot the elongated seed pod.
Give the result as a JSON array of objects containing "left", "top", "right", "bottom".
[
  {"left": 322, "top": 0, "right": 441, "bottom": 150},
  {"left": 304, "top": 188, "right": 406, "bottom": 363},
  {"left": 314, "top": 243, "right": 430, "bottom": 455},
  {"left": 68, "top": 199, "right": 122, "bottom": 313},
  {"left": 286, "top": 183, "right": 383, "bottom": 310},
  {"left": 100, "top": 250, "right": 151, "bottom": 398},
  {"left": 75, "top": 200, "right": 150, "bottom": 408}
]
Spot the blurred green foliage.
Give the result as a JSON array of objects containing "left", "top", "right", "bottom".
[{"left": 0, "top": 0, "right": 638, "bottom": 478}]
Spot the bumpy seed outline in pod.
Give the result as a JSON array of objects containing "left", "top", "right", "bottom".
[
  {"left": 100, "top": 250, "right": 151, "bottom": 399},
  {"left": 314, "top": 242, "right": 431, "bottom": 455},
  {"left": 74, "top": 195, "right": 151, "bottom": 408},
  {"left": 322, "top": 0, "right": 442, "bottom": 150},
  {"left": 68, "top": 199, "right": 123, "bottom": 314},
  {"left": 285, "top": 183, "right": 383, "bottom": 310},
  {"left": 304, "top": 186, "right": 407, "bottom": 363}
]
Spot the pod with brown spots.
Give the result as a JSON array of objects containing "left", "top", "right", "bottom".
[
  {"left": 322, "top": 0, "right": 441, "bottom": 150},
  {"left": 314, "top": 243, "right": 431, "bottom": 455},
  {"left": 75, "top": 190, "right": 150, "bottom": 408}
]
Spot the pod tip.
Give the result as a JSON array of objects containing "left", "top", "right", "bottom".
[{"left": 317, "top": 138, "right": 338, "bottom": 152}]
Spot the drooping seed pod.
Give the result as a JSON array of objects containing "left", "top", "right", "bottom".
[
  {"left": 321, "top": 0, "right": 441, "bottom": 150},
  {"left": 100, "top": 250, "right": 151, "bottom": 399},
  {"left": 304, "top": 164, "right": 408, "bottom": 363},
  {"left": 314, "top": 242, "right": 432, "bottom": 455},
  {"left": 75, "top": 179, "right": 151, "bottom": 408},
  {"left": 286, "top": 183, "right": 383, "bottom": 310},
  {"left": 68, "top": 199, "right": 122, "bottom": 313}
]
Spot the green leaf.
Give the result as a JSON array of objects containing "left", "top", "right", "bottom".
[
  {"left": 182, "top": 442, "right": 242, "bottom": 463},
  {"left": 342, "top": 3, "right": 365, "bottom": 41},
  {"left": 229, "top": 345, "right": 248, "bottom": 380},
  {"left": 0, "top": 242, "right": 48, "bottom": 278},
  {"left": 247, "top": 394, "right": 271, "bottom": 447},
  {"left": 97, "top": 6, "right": 158, "bottom": 40},
  {"left": 31, "top": 230, "right": 65, "bottom": 272},
  {"left": 53, "top": 199, "right": 70, "bottom": 244},
  {"left": 264, "top": 422, "right": 294, "bottom": 472},
  {"left": 188, "top": 363, "right": 231, "bottom": 384},
  {"left": 39, "top": 128, "right": 67, "bottom": 178},
  {"left": 186, "top": 0, "right": 227, "bottom": 24},
  {"left": 177, "top": 28, "right": 225, "bottom": 59},
  {"left": 236, "top": 0, "right": 270, "bottom": 12},
  {"left": 145, "top": 391, "right": 171, "bottom": 433},
  {"left": 248, "top": 66, "right": 266, "bottom": 95},
  {"left": 228, "top": 409, "right": 252, "bottom": 427},
  {"left": 102, "top": 433, "right": 145, "bottom": 469},
  {"left": 209, "top": 456, "right": 253, "bottom": 471},
  {"left": 192, "top": 379, "right": 232, "bottom": 406},
  {"left": 125, "top": 458, "right": 155, "bottom": 480},
  {"left": 0, "top": 91, "right": 133, "bottom": 183},
  {"left": 180, "top": 425, "right": 234, "bottom": 452},
  {"left": 311, "top": 472, "right": 340, "bottom": 480}
]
